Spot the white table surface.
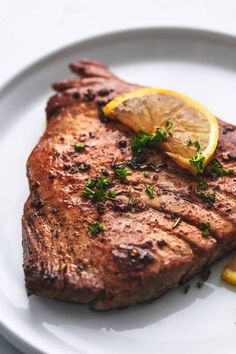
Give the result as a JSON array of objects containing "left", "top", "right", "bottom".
[{"left": 1, "top": 0, "right": 236, "bottom": 352}]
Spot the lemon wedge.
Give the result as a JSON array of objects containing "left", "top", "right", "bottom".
[
  {"left": 222, "top": 256, "right": 236, "bottom": 286},
  {"left": 103, "top": 88, "right": 219, "bottom": 174}
]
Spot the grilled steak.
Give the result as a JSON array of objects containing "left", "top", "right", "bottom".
[{"left": 22, "top": 59, "right": 236, "bottom": 310}]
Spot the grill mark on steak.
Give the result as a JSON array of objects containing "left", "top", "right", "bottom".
[
  {"left": 143, "top": 171, "right": 236, "bottom": 231},
  {"left": 22, "top": 59, "right": 236, "bottom": 310},
  {"left": 126, "top": 155, "right": 236, "bottom": 237},
  {"left": 156, "top": 190, "right": 235, "bottom": 240}
]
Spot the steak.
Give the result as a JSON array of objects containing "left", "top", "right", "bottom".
[{"left": 22, "top": 59, "right": 236, "bottom": 310}]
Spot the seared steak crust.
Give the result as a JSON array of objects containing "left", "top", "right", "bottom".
[{"left": 22, "top": 59, "right": 236, "bottom": 310}]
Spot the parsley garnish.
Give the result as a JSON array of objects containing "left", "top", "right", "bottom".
[
  {"left": 143, "top": 171, "right": 149, "bottom": 178},
  {"left": 183, "top": 284, "right": 191, "bottom": 294},
  {"left": 196, "top": 280, "right": 204, "bottom": 288},
  {"left": 96, "top": 176, "right": 113, "bottom": 189},
  {"left": 82, "top": 176, "right": 113, "bottom": 202},
  {"left": 107, "top": 190, "right": 117, "bottom": 199},
  {"left": 189, "top": 152, "right": 205, "bottom": 173},
  {"left": 198, "top": 180, "right": 207, "bottom": 190},
  {"left": 113, "top": 164, "right": 131, "bottom": 180},
  {"left": 202, "top": 228, "right": 210, "bottom": 238},
  {"left": 75, "top": 143, "right": 85, "bottom": 152},
  {"left": 86, "top": 178, "right": 96, "bottom": 188},
  {"left": 166, "top": 120, "right": 173, "bottom": 136},
  {"left": 131, "top": 129, "right": 167, "bottom": 155},
  {"left": 201, "top": 222, "right": 211, "bottom": 238},
  {"left": 196, "top": 191, "right": 215, "bottom": 204},
  {"left": 210, "top": 158, "right": 234, "bottom": 178},
  {"left": 82, "top": 187, "right": 105, "bottom": 202},
  {"left": 145, "top": 185, "right": 155, "bottom": 199},
  {"left": 187, "top": 139, "right": 201, "bottom": 152},
  {"left": 131, "top": 131, "right": 152, "bottom": 154},
  {"left": 88, "top": 222, "right": 104, "bottom": 235},
  {"left": 202, "top": 221, "right": 211, "bottom": 229}
]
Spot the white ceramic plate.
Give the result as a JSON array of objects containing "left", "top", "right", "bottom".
[{"left": 0, "top": 28, "right": 236, "bottom": 354}]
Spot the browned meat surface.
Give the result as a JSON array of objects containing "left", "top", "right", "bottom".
[{"left": 22, "top": 59, "right": 236, "bottom": 310}]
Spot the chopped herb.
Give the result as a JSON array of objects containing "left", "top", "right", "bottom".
[
  {"left": 198, "top": 180, "right": 207, "bottom": 190},
  {"left": 78, "top": 163, "right": 90, "bottom": 172},
  {"left": 183, "top": 284, "right": 191, "bottom": 294},
  {"left": 189, "top": 152, "right": 205, "bottom": 173},
  {"left": 91, "top": 189, "right": 105, "bottom": 203},
  {"left": 202, "top": 228, "right": 210, "bottom": 238},
  {"left": 187, "top": 139, "right": 201, "bottom": 152},
  {"left": 196, "top": 280, "right": 204, "bottom": 289},
  {"left": 75, "top": 143, "right": 85, "bottom": 152},
  {"left": 82, "top": 187, "right": 105, "bottom": 202},
  {"left": 145, "top": 185, "right": 155, "bottom": 199},
  {"left": 166, "top": 120, "right": 173, "bottom": 136},
  {"left": 96, "top": 176, "right": 113, "bottom": 189},
  {"left": 113, "top": 164, "right": 131, "bottom": 180},
  {"left": 107, "top": 190, "right": 117, "bottom": 199},
  {"left": 82, "top": 175, "right": 113, "bottom": 203},
  {"left": 86, "top": 178, "right": 97, "bottom": 189},
  {"left": 196, "top": 191, "right": 215, "bottom": 204},
  {"left": 143, "top": 172, "right": 150, "bottom": 178},
  {"left": 201, "top": 222, "right": 211, "bottom": 238},
  {"left": 88, "top": 222, "right": 104, "bottom": 235},
  {"left": 202, "top": 221, "right": 211, "bottom": 229},
  {"left": 153, "top": 128, "right": 168, "bottom": 143},
  {"left": 82, "top": 187, "right": 94, "bottom": 198},
  {"left": 131, "top": 131, "right": 151, "bottom": 154},
  {"left": 172, "top": 217, "right": 182, "bottom": 229},
  {"left": 210, "top": 158, "right": 234, "bottom": 178},
  {"left": 131, "top": 129, "right": 167, "bottom": 155}
]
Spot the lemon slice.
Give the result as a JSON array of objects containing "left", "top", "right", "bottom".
[
  {"left": 103, "top": 88, "right": 219, "bottom": 174},
  {"left": 222, "top": 256, "right": 236, "bottom": 286}
]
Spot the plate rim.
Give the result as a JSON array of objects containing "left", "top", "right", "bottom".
[{"left": 1, "top": 26, "right": 236, "bottom": 354}]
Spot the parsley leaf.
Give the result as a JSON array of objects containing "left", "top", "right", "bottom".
[
  {"left": 196, "top": 191, "right": 215, "bottom": 204},
  {"left": 96, "top": 176, "right": 113, "bottom": 189},
  {"left": 82, "top": 175, "right": 113, "bottom": 203},
  {"left": 187, "top": 139, "right": 201, "bottom": 152},
  {"left": 88, "top": 222, "right": 104, "bottom": 235},
  {"left": 210, "top": 158, "right": 234, "bottom": 178},
  {"left": 197, "top": 180, "right": 207, "bottom": 190},
  {"left": 82, "top": 187, "right": 105, "bottom": 202},
  {"left": 75, "top": 143, "right": 85, "bottom": 152},
  {"left": 201, "top": 222, "right": 211, "bottom": 238},
  {"left": 86, "top": 178, "right": 97, "bottom": 189},
  {"left": 183, "top": 284, "right": 191, "bottom": 294},
  {"left": 145, "top": 185, "right": 155, "bottom": 199},
  {"left": 189, "top": 152, "right": 205, "bottom": 173},
  {"left": 196, "top": 280, "right": 204, "bottom": 288},
  {"left": 202, "top": 228, "right": 210, "bottom": 238},
  {"left": 113, "top": 164, "right": 131, "bottom": 180},
  {"left": 131, "top": 129, "right": 167, "bottom": 155},
  {"left": 107, "top": 190, "right": 117, "bottom": 199}
]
